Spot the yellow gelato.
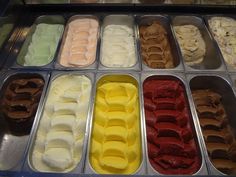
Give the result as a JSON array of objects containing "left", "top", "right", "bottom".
[{"left": 90, "top": 81, "right": 141, "bottom": 174}]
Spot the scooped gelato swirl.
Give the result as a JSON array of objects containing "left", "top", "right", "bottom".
[
  {"left": 90, "top": 81, "right": 141, "bottom": 174},
  {"left": 174, "top": 25, "right": 206, "bottom": 66},
  {"left": 192, "top": 89, "right": 236, "bottom": 175},
  {"left": 32, "top": 74, "right": 91, "bottom": 172},
  {"left": 102, "top": 24, "right": 136, "bottom": 68},
  {"left": 139, "top": 21, "right": 174, "bottom": 69},
  {"left": 59, "top": 17, "right": 98, "bottom": 67},
  {"left": 143, "top": 78, "right": 201, "bottom": 174}
]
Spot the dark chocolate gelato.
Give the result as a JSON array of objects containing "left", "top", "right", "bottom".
[
  {"left": 192, "top": 89, "right": 236, "bottom": 175},
  {"left": 1, "top": 75, "right": 44, "bottom": 134}
]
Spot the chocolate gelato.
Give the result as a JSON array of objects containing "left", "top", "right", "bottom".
[
  {"left": 1, "top": 75, "right": 44, "bottom": 134},
  {"left": 192, "top": 89, "right": 236, "bottom": 175},
  {"left": 139, "top": 21, "right": 174, "bottom": 69}
]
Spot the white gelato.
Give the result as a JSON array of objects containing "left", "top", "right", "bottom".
[
  {"left": 31, "top": 74, "right": 91, "bottom": 172},
  {"left": 101, "top": 16, "right": 136, "bottom": 68},
  {"left": 208, "top": 17, "right": 236, "bottom": 68}
]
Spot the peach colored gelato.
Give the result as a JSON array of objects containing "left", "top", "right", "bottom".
[{"left": 59, "top": 17, "right": 99, "bottom": 67}]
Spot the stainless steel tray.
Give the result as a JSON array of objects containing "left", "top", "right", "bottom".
[
  {"left": 140, "top": 72, "right": 208, "bottom": 175},
  {"left": 186, "top": 74, "right": 236, "bottom": 175},
  {"left": 55, "top": 15, "right": 100, "bottom": 70},
  {"left": 98, "top": 15, "right": 140, "bottom": 71},
  {"left": 136, "top": 15, "right": 184, "bottom": 72},
  {"left": 0, "top": 70, "right": 49, "bottom": 171},
  {"left": 10, "top": 15, "right": 65, "bottom": 70},
  {"left": 229, "top": 73, "right": 236, "bottom": 94},
  {"left": 24, "top": 71, "right": 95, "bottom": 174},
  {"left": 204, "top": 15, "right": 236, "bottom": 73},
  {"left": 171, "top": 15, "right": 226, "bottom": 72},
  {"left": 0, "top": 16, "right": 17, "bottom": 69},
  {"left": 0, "top": 16, "right": 15, "bottom": 50},
  {"left": 85, "top": 72, "right": 146, "bottom": 175}
]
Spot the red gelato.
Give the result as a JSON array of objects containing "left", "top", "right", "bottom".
[{"left": 143, "top": 77, "right": 201, "bottom": 174}]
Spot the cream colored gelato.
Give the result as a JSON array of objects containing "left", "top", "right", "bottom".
[
  {"left": 174, "top": 25, "right": 206, "bottom": 66},
  {"left": 59, "top": 17, "right": 99, "bottom": 67},
  {"left": 31, "top": 74, "right": 91, "bottom": 172},
  {"left": 101, "top": 16, "right": 136, "bottom": 68},
  {"left": 208, "top": 17, "right": 236, "bottom": 68}
]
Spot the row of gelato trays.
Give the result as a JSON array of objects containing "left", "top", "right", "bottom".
[
  {"left": 2, "top": 14, "right": 236, "bottom": 72},
  {"left": 1, "top": 70, "right": 236, "bottom": 175}
]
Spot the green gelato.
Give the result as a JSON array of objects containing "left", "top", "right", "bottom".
[{"left": 18, "top": 23, "right": 64, "bottom": 66}]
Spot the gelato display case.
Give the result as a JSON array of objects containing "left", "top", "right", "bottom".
[{"left": 0, "top": 0, "right": 236, "bottom": 177}]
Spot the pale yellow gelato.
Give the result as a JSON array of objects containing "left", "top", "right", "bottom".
[{"left": 31, "top": 74, "right": 91, "bottom": 172}]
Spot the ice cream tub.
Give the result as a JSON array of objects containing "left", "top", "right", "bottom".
[
  {"left": 10, "top": 15, "right": 65, "bottom": 70},
  {"left": 140, "top": 72, "right": 208, "bottom": 175},
  {"left": 25, "top": 71, "right": 94, "bottom": 174},
  {"left": 55, "top": 15, "right": 100, "bottom": 70},
  {"left": 0, "top": 70, "right": 49, "bottom": 171},
  {"left": 0, "top": 16, "right": 17, "bottom": 69},
  {"left": 186, "top": 74, "right": 236, "bottom": 175},
  {"left": 204, "top": 15, "right": 236, "bottom": 73},
  {"left": 99, "top": 15, "right": 140, "bottom": 71},
  {"left": 85, "top": 72, "right": 146, "bottom": 175},
  {"left": 171, "top": 15, "right": 225, "bottom": 72},
  {"left": 136, "top": 15, "right": 184, "bottom": 72}
]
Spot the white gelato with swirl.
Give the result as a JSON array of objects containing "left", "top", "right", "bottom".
[{"left": 208, "top": 17, "right": 236, "bottom": 68}]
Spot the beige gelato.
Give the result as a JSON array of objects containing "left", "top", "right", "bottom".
[{"left": 174, "top": 25, "right": 206, "bottom": 66}]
